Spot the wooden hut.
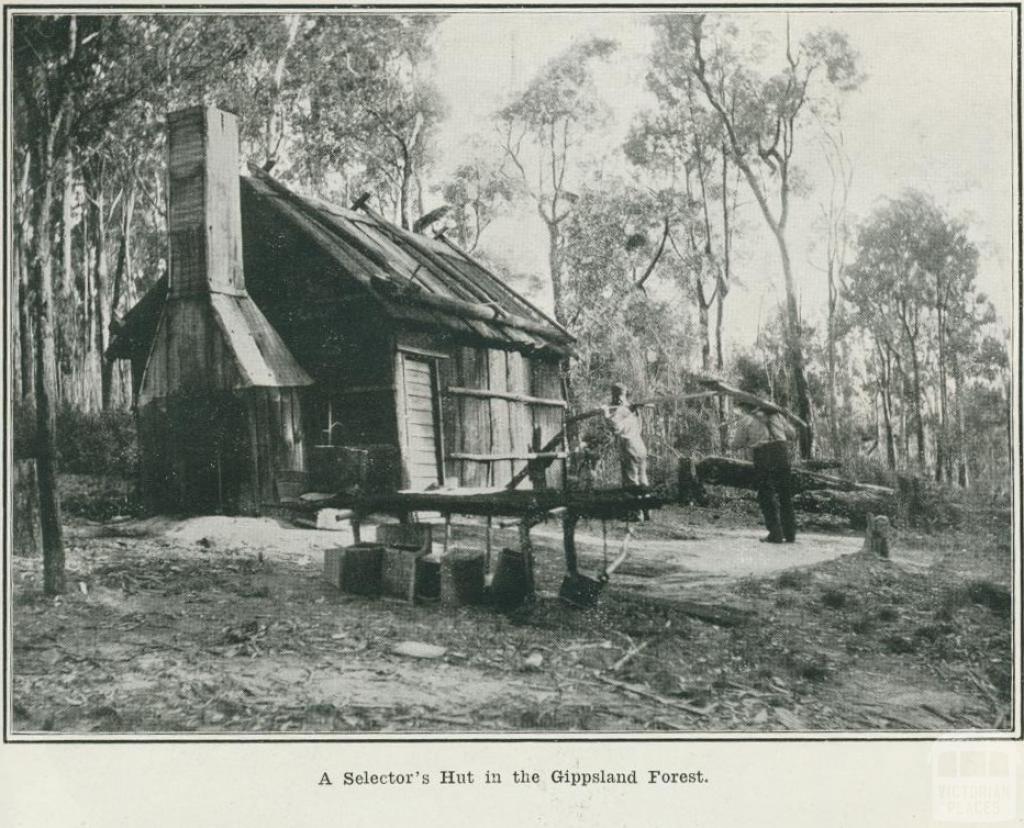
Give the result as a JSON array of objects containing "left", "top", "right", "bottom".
[{"left": 108, "top": 105, "right": 574, "bottom": 514}]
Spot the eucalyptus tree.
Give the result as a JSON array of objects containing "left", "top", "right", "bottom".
[
  {"left": 495, "top": 37, "right": 618, "bottom": 325},
  {"left": 249, "top": 13, "right": 447, "bottom": 228},
  {"left": 627, "top": 47, "right": 741, "bottom": 378},
  {"left": 440, "top": 157, "right": 515, "bottom": 252},
  {"left": 846, "top": 191, "right": 987, "bottom": 479},
  {"left": 646, "top": 13, "right": 862, "bottom": 457},
  {"left": 12, "top": 13, "right": 253, "bottom": 591}
]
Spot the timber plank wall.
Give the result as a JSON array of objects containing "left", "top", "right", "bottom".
[{"left": 398, "top": 331, "right": 566, "bottom": 490}]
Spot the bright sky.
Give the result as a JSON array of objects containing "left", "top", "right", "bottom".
[{"left": 428, "top": 9, "right": 1017, "bottom": 349}]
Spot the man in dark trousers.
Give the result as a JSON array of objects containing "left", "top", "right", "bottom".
[{"left": 732, "top": 401, "right": 797, "bottom": 543}]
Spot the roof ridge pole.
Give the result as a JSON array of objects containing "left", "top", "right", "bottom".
[{"left": 435, "top": 234, "right": 574, "bottom": 339}]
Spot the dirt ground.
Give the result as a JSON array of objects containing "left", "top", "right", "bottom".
[{"left": 10, "top": 480, "right": 1014, "bottom": 735}]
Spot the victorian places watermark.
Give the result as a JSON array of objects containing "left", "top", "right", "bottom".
[{"left": 932, "top": 741, "right": 1017, "bottom": 823}]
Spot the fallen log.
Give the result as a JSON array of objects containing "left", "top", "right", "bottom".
[
  {"left": 793, "top": 489, "right": 897, "bottom": 529},
  {"left": 694, "top": 456, "right": 893, "bottom": 496}
]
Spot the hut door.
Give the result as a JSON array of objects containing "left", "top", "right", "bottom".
[{"left": 399, "top": 354, "right": 443, "bottom": 490}]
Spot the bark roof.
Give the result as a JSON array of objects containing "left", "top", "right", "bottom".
[{"left": 109, "top": 168, "right": 573, "bottom": 361}]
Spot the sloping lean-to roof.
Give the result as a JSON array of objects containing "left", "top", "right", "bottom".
[
  {"left": 109, "top": 169, "right": 575, "bottom": 363},
  {"left": 242, "top": 167, "right": 574, "bottom": 354}
]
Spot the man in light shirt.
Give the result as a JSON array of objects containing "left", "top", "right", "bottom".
[
  {"left": 602, "top": 382, "right": 649, "bottom": 490},
  {"left": 732, "top": 401, "right": 797, "bottom": 544}
]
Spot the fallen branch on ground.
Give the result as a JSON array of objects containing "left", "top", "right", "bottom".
[
  {"left": 592, "top": 671, "right": 712, "bottom": 717},
  {"left": 611, "top": 639, "right": 650, "bottom": 672}
]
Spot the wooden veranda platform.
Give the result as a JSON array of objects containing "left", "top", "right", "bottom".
[{"left": 346, "top": 487, "right": 667, "bottom": 596}]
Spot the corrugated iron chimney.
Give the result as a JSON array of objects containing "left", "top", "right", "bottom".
[{"left": 167, "top": 106, "right": 246, "bottom": 297}]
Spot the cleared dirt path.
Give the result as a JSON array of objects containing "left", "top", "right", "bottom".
[{"left": 532, "top": 523, "right": 864, "bottom": 593}]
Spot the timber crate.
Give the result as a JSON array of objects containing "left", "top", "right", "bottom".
[
  {"left": 489, "top": 548, "right": 529, "bottom": 610},
  {"left": 441, "top": 550, "right": 486, "bottom": 607},
  {"left": 379, "top": 524, "right": 433, "bottom": 603},
  {"left": 323, "top": 543, "right": 385, "bottom": 596}
]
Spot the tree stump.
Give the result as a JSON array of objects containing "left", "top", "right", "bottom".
[{"left": 862, "top": 513, "right": 892, "bottom": 559}]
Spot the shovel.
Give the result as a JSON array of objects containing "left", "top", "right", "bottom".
[{"left": 559, "top": 524, "right": 633, "bottom": 609}]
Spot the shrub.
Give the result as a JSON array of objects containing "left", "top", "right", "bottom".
[
  {"left": 55, "top": 404, "right": 138, "bottom": 478},
  {"left": 842, "top": 455, "right": 897, "bottom": 489},
  {"left": 943, "top": 580, "right": 1012, "bottom": 620},
  {"left": 820, "top": 588, "right": 849, "bottom": 610},
  {"left": 60, "top": 474, "right": 143, "bottom": 521}
]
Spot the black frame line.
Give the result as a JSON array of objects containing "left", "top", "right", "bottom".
[{"left": 2, "top": 0, "right": 1021, "bottom": 746}]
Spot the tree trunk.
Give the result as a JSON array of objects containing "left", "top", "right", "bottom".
[
  {"left": 715, "top": 291, "right": 728, "bottom": 449},
  {"left": 30, "top": 165, "right": 66, "bottom": 595},
  {"left": 899, "top": 390, "right": 909, "bottom": 467},
  {"left": 953, "top": 359, "right": 968, "bottom": 488},
  {"left": 62, "top": 148, "right": 74, "bottom": 300},
  {"left": 908, "top": 343, "right": 926, "bottom": 470},
  {"left": 16, "top": 221, "right": 34, "bottom": 401},
  {"left": 398, "top": 112, "right": 424, "bottom": 231},
  {"left": 399, "top": 160, "right": 413, "bottom": 230},
  {"left": 826, "top": 264, "right": 840, "bottom": 457},
  {"left": 714, "top": 289, "right": 726, "bottom": 372},
  {"left": 935, "top": 302, "right": 948, "bottom": 482},
  {"left": 104, "top": 187, "right": 134, "bottom": 409},
  {"left": 698, "top": 298, "right": 711, "bottom": 373},
  {"left": 89, "top": 185, "right": 111, "bottom": 409},
  {"left": 76, "top": 192, "right": 93, "bottom": 411},
  {"left": 58, "top": 151, "right": 76, "bottom": 409},
  {"left": 881, "top": 384, "right": 896, "bottom": 470},
  {"left": 717, "top": 146, "right": 731, "bottom": 376},
  {"left": 773, "top": 230, "right": 814, "bottom": 459},
  {"left": 546, "top": 218, "right": 566, "bottom": 326}
]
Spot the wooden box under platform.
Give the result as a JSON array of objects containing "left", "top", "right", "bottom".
[{"left": 344, "top": 487, "right": 667, "bottom": 598}]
